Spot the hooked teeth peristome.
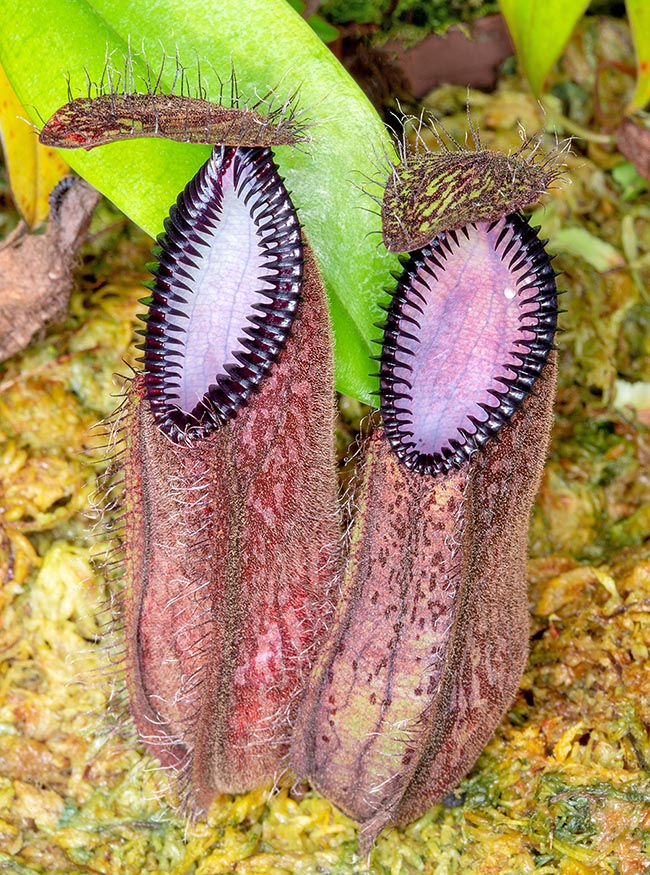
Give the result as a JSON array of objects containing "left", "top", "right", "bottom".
[
  {"left": 380, "top": 214, "right": 557, "bottom": 475},
  {"left": 140, "top": 145, "right": 303, "bottom": 445}
]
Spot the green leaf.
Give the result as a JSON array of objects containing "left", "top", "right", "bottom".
[
  {"left": 0, "top": 0, "right": 397, "bottom": 403},
  {"left": 548, "top": 226, "right": 625, "bottom": 273},
  {"left": 285, "top": 0, "right": 340, "bottom": 43},
  {"left": 627, "top": 0, "right": 650, "bottom": 111},
  {"left": 499, "top": 0, "right": 590, "bottom": 97},
  {"left": 611, "top": 161, "right": 648, "bottom": 201}
]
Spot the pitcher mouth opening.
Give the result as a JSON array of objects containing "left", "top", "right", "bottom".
[
  {"left": 140, "top": 145, "right": 303, "bottom": 445},
  {"left": 379, "top": 213, "right": 558, "bottom": 476}
]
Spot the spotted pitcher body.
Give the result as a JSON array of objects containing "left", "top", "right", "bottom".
[{"left": 292, "top": 129, "right": 561, "bottom": 844}]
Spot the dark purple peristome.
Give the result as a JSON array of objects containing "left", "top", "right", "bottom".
[
  {"left": 140, "top": 145, "right": 303, "bottom": 444},
  {"left": 379, "top": 213, "right": 557, "bottom": 475}
]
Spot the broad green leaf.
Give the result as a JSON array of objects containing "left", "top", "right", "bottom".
[
  {"left": 0, "top": 0, "right": 397, "bottom": 403},
  {"left": 627, "top": 0, "right": 650, "bottom": 111},
  {"left": 0, "top": 61, "right": 69, "bottom": 226},
  {"left": 499, "top": 0, "right": 590, "bottom": 97}
]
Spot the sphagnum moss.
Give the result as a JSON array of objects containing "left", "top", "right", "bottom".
[{"left": 2, "top": 18, "right": 650, "bottom": 871}]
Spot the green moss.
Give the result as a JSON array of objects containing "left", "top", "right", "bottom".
[{"left": 319, "top": 0, "right": 499, "bottom": 42}]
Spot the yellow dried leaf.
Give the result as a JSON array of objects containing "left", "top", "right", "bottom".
[
  {"left": 627, "top": 0, "right": 650, "bottom": 111},
  {"left": 0, "top": 61, "right": 68, "bottom": 227}
]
